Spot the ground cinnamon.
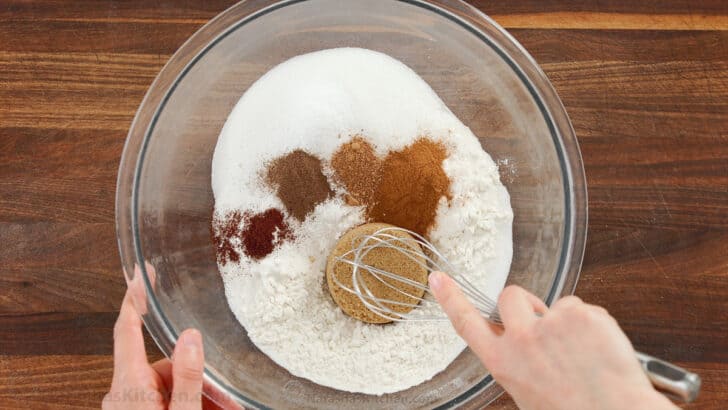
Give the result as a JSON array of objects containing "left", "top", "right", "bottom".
[
  {"left": 266, "top": 150, "right": 333, "bottom": 221},
  {"left": 371, "top": 138, "right": 450, "bottom": 235},
  {"left": 331, "top": 137, "right": 450, "bottom": 236}
]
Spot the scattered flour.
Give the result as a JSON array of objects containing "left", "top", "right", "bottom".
[{"left": 212, "top": 48, "right": 513, "bottom": 395}]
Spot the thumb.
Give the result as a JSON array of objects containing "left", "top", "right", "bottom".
[{"left": 170, "top": 329, "right": 204, "bottom": 410}]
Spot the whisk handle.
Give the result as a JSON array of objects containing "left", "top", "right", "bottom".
[{"left": 635, "top": 351, "right": 701, "bottom": 402}]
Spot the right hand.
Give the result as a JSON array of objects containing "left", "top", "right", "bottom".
[{"left": 428, "top": 271, "right": 677, "bottom": 410}]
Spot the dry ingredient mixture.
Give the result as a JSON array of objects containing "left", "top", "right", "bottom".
[{"left": 211, "top": 48, "right": 513, "bottom": 395}]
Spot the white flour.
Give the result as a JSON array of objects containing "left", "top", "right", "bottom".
[{"left": 212, "top": 48, "right": 513, "bottom": 395}]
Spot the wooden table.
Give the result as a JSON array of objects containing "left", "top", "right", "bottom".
[{"left": 1, "top": 1, "right": 726, "bottom": 408}]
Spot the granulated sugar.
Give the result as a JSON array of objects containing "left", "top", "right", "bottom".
[{"left": 211, "top": 48, "right": 513, "bottom": 395}]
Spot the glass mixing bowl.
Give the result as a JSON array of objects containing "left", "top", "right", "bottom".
[{"left": 116, "top": 0, "right": 587, "bottom": 408}]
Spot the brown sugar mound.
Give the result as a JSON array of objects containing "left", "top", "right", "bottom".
[
  {"left": 326, "top": 223, "right": 428, "bottom": 324},
  {"left": 266, "top": 150, "right": 333, "bottom": 221},
  {"left": 370, "top": 138, "right": 451, "bottom": 236}
]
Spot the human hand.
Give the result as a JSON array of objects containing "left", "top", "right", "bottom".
[
  {"left": 103, "top": 289, "right": 205, "bottom": 410},
  {"left": 429, "top": 271, "right": 678, "bottom": 410}
]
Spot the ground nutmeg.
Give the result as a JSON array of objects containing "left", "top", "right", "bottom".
[{"left": 266, "top": 150, "right": 333, "bottom": 221}]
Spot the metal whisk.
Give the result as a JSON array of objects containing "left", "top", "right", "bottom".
[
  {"left": 334, "top": 226, "right": 501, "bottom": 323},
  {"left": 333, "top": 226, "right": 701, "bottom": 403}
]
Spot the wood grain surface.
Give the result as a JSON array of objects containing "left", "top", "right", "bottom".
[{"left": 1, "top": 1, "right": 726, "bottom": 409}]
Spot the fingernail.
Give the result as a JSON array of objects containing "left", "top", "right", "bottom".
[{"left": 429, "top": 271, "right": 444, "bottom": 291}]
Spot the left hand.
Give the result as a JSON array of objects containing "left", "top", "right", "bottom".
[{"left": 103, "top": 289, "right": 205, "bottom": 410}]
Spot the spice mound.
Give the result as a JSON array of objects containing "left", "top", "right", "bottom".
[
  {"left": 266, "top": 150, "right": 333, "bottom": 221},
  {"left": 371, "top": 138, "right": 451, "bottom": 235},
  {"left": 212, "top": 208, "right": 293, "bottom": 262},
  {"left": 326, "top": 223, "right": 428, "bottom": 324},
  {"left": 330, "top": 136, "right": 381, "bottom": 206},
  {"left": 332, "top": 137, "right": 451, "bottom": 236}
]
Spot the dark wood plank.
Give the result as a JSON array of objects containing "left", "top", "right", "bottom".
[
  {"left": 546, "top": 60, "right": 728, "bottom": 114},
  {"left": 0, "top": 0, "right": 232, "bottom": 21},
  {"left": 0, "top": 20, "right": 203, "bottom": 54},
  {"left": 2, "top": 0, "right": 727, "bottom": 26},
  {"left": 0, "top": 223, "right": 123, "bottom": 312},
  {"left": 473, "top": 0, "right": 728, "bottom": 15},
  {"left": 0, "top": 129, "right": 124, "bottom": 223},
  {"left": 2, "top": 0, "right": 727, "bottom": 20},
  {"left": 514, "top": 30, "right": 728, "bottom": 63},
  {"left": 0, "top": 51, "right": 163, "bottom": 131},
  {"left": 0, "top": 312, "right": 159, "bottom": 355},
  {"left": 0, "top": 355, "right": 113, "bottom": 410},
  {"left": 492, "top": 14, "right": 727, "bottom": 31},
  {"left": 476, "top": 1, "right": 728, "bottom": 30},
  {"left": 581, "top": 228, "right": 728, "bottom": 362}
]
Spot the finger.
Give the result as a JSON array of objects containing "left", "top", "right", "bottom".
[
  {"left": 170, "top": 329, "right": 204, "bottom": 410},
  {"left": 552, "top": 295, "right": 583, "bottom": 311},
  {"left": 527, "top": 292, "right": 549, "bottom": 315},
  {"left": 429, "top": 271, "right": 500, "bottom": 361},
  {"left": 583, "top": 304, "right": 620, "bottom": 329},
  {"left": 497, "top": 285, "right": 538, "bottom": 332},
  {"left": 152, "top": 358, "right": 173, "bottom": 393},
  {"left": 126, "top": 263, "right": 157, "bottom": 316},
  {"left": 201, "top": 381, "right": 245, "bottom": 410},
  {"left": 143, "top": 261, "right": 158, "bottom": 289},
  {"left": 112, "top": 289, "right": 148, "bottom": 382},
  {"left": 585, "top": 303, "right": 608, "bottom": 317}
]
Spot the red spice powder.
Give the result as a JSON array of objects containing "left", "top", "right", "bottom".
[
  {"left": 212, "top": 208, "right": 293, "bottom": 263},
  {"left": 241, "top": 208, "right": 293, "bottom": 259},
  {"left": 212, "top": 210, "right": 244, "bottom": 265}
]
